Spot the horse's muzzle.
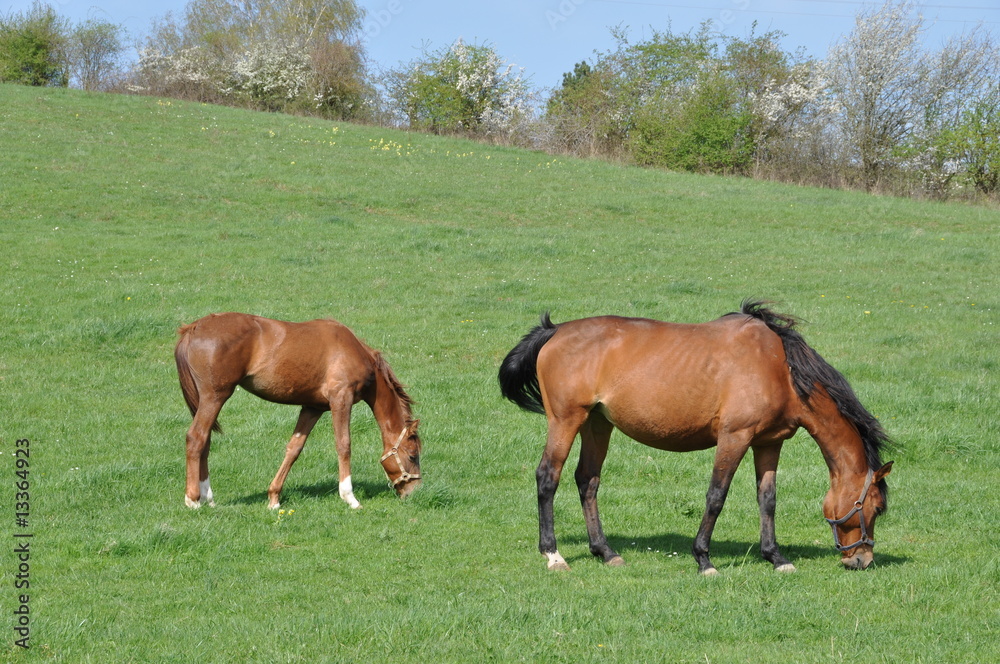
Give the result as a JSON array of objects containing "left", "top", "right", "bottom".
[
  {"left": 841, "top": 546, "right": 873, "bottom": 570},
  {"left": 396, "top": 477, "right": 421, "bottom": 499}
]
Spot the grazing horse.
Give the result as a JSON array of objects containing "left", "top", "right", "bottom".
[
  {"left": 174, "top": 313, "right": 421, "bottom": 510},
  {"left": 499, "top": 301, "right": 892, "bottom": 575}
]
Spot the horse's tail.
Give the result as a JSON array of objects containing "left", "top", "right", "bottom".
[
  {"left": 174, "top": 323, "right": 222, "bottom": 434},
  {"left": 739, "top": 300, "right": 890, "bottom": 481},
  {"left": 499, "top": 313, "right": 559, "bottom": 414}
]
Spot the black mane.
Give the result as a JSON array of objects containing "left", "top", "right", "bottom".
[{"left": 739, "top": 300, "right": 891, "bottom": 502}]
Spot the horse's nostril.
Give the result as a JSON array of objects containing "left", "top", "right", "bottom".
[{"left": 842, "top": 552, "right": 873, "bottom": 570}]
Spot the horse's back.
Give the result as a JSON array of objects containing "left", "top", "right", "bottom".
[
  {"left": 540, "top": 314, "right": 779, "bottom": 377},
  {"left": 241, "top": 317, "right": 375, "bottom": 406},
  {"left": 181, "top": 313, "right": 363, "bottom": 355},
  {"left": 178, "top": 313, "right": 375, "bottom": 406},
  {"left": 180, "top": 312, "right": 263, "bottom": 344},
  {"left": 538, "top": 314, "right": 798, "bottom": 447}
]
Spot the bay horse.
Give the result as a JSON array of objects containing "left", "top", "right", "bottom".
[
  {"left": 499, "top": 301, "right": 893, "bottom": 575},
  {"left": 174, "top": 313, "right": 421, "bottom": 510}
]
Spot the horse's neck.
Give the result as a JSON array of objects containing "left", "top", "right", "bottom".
[
  {"left": 369, "top": 371, "right": 408, "bottom": 443},
  {"left": 799, "top": 388, "right": 869, "bottom": 482}
]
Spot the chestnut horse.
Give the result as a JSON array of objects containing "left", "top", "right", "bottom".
[
  {"left": 175, "top": 313, "right": 421, "bottom": 510},
  {"left": 499, "top": 301, "right": 892, "bottom": 575}
]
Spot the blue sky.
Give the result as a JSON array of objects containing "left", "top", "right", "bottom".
[{"left": 4, "top": 0, "right": 998, "bottom": 89}]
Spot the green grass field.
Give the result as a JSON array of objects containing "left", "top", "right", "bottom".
[{"left": 1, "top": 83, "right": 997, "bottom": 663}]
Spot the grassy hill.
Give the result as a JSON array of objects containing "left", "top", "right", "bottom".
[{"left": 1, "top": 83, "right": 997, "bottom": 662}]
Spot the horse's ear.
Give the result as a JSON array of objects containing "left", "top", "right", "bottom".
[
  {"left": 874, "top": 461, "right": 893, "bottom": 482},
  {"left": 408, "top": 419, "right": 420, "bottom": 434}
]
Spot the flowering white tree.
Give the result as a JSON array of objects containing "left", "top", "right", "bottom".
[
  {"left": 388, "top": 39, "right": 533, "bottom": 137},
  {"left": 134, "top": 45, "right": 219, "bottom": 99},
  {"left": 827, "top": 0, "right": 999, "bottom": 194},
  {"left": 227, "top": 43, "right": 311, "bottom": 108},
  {"left": 744, "top": 60, "right": 843, "bottom": 177},
  {"left": 133, "top": 0, "right": 367, "bottom": 117},
  {"left": 826, "top": 1, "right": 934, "bottom": 190},
  {"left": 749, "top": 62, "right": 835, "bottom": 144}
]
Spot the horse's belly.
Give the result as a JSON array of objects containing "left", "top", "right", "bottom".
[
  {"left": 617, "top": 427, "right": 718, "bottom": 452},
  {"left": 240, "top": 375, "right": 327, "bottom": 408},
  {"left": 595, "top": 402, "right": 717, "bottom": 451}
]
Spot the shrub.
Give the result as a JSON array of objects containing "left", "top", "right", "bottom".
[
  {"left": 67, "top": 18, "right": 126, "bottom": 91},
  {"left": 129, "top": 0, "right": 368, "bottom": 120},
  {"left": 306, "top": 40, "right": 368, "bottom": 120},
  {"left": 227, "top": 43, "right": 311, "bottom": 110},
  {"left": 388, "top": 39, "right": 533, "bottom": 138},
  {"left": 544, "top": 61, "right": 627, "bottom": 157},
  {"left": 630, "top": 68, "right": 754, "bottom": 173},
  {"left": 0, "top": 1, "right": 68, "bottom": 87}
]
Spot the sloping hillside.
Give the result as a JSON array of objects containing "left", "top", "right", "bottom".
[{"left": 1, "top": 84, "right": 997, "bottom": 662}]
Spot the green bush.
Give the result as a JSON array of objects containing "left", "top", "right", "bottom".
[
  {"left": 630, "top": 67, "right": 755, "bottom": 174},
  {"left": 546, "top": 25, "right": 776, "bottom": 174},
  {"left": 944, "top": 99, "right": 1000, "bottom": 195},
  {"left": 0, "top": 1, "right": 68, "bottom": 87}
]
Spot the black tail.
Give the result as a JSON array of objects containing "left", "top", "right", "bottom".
[
  {"left": 498, "top": 313, "right": 559, "bottom": 414},
  {"left": 739, "top": 300, "right": 891, "bottom": 498}
]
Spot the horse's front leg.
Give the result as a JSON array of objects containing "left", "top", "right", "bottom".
[
  {"left": 693, "top": 436, "right": 750, "bottom": 575},
  {"left": 537, "top": 411, "right": 587, "bottom": 571},
  {"left": 752, "top": 443, "right": 795, "bottom": 572},
  {"left": 267, "top": 407, "right": 323, "bottom": 509},
  {"left": 331, "top": 397, "right": 362, "bottom": 510},
  {"left": 575, "top": 413, "right": 623, "bottom": 566}
]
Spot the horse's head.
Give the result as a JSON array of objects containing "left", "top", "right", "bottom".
[
  {"left": 823, "top": 462, "right": 893, "bottom": 569},
  {"left": 381, "top": 419, "right": 422, "bottom": 498}
]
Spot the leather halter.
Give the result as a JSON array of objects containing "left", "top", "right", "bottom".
[
  {"left": 825, "top": 468, "right": 875, "bottom": 552},
  {"left": 380, "top": 427, "right": 420, "bottom": 488}
]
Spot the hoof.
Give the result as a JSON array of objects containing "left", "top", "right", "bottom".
[
  {"left": 776, "top": 563, "right": 797, "bottom": 573},
  {"left": 544, "top": 551, "right": 570, "bottom": 571},
  {"left": 269, "top": 502, "right": 281, "bottom": 511},
  {"left": 606, "top": 556, "right": 626, "bottom": 567},
  {"left": 340, "top": 477, "right": 362, "bottom": 510},
  {"left": 700, "top": 567, "right": 719, "bottom": 577},
  {"left": 185, "top": 496, "right": 201, "bottom": 509}
]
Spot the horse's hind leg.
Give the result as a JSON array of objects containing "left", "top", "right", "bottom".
[
  {"left": 185, "top": 395, "right": 227, "bottom": 508},
  {"left": 537, "top": 408, "right": 589, "bottom": 571},
  {"left": 267, "top": 407, "right": 323, "bottom": 509},
  {"left": 575, "top": 413, "right": 623, "bottom": 566},
  {"left": 752, "top": 443, "right": 795, "bottom": 572}
]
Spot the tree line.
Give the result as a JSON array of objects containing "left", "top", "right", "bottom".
[{"left": 2, "top": 0, "right": 998, "bottom": 201}]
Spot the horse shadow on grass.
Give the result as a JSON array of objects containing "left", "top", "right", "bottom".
[
  {"left": 227, "top": 477, "right": 394, "bottom": 507},
  {"left": 561, "top": 531, "right": 911, "bottom": 569}
]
